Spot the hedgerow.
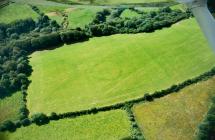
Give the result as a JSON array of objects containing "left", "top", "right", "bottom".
[
  {"left": 124, "top": 105, "right": 145, "bottom": 140},
  {"left": 196, "top": 97, "right": 215, "bottom": 140}
]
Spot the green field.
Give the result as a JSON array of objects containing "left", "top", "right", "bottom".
[
  {"left": 27, "top": 18, "right": 215, "bottom": 115},
  {"left": 38, "top": 5, "right": 102, "bottom": 28},
  {"left": 66, "top": 0, "right": 173, "bottom": 5},
  {"left": 0, "top": 92, "right": 24, "bottom": 124},
  {"left": 0, "top": 3, "right": 38, "bottom": 24},
  {"left": 120, "top": 9, "right": 141, "bottom": 18},
  {"left": 0, "top": 110, "right": 131, "bottom": 140},
  {"left": 133, "top": 76, "right": 215, "bottom": 140},
  {"left": 67, "top": 7, "right": 102, "bottom": 28},
  {"left": 37, "top": 5, "right": 69, "bottom": 25},
  {"left": 37, "top": 5, "right": 70, "bottom": 13}
]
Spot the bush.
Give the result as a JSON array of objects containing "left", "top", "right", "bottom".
[
  {"left": 19, "top": 106, "right": 29, "bottom": 119},
  {"left": 14, "top": 121, "right": 21, "bottom": 128},
  {"left": 49, "top": 112, "right": 59, "bottom": 120},
  {"left": 0, "top": 120, "right": 16, "bottom": 132},
  {"left": 60, "top": 30, "right": 88, "bottom": 44},
  {"left": 31, "top": 113, "right": 49, "bottom": 126},
  {"left": 21, "top": 118, "right": 31, "bottom": 127},
  {"left": 144, "top": 93, "right": 153, "bottom": 101}
]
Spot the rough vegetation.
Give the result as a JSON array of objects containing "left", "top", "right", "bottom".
[{"left": 133, "top": 77, "right": 215, "bottom": 140}]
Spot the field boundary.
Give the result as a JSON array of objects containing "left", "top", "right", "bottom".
[{"left": 1, "top": 66, "right": 215, "bottom": 135}]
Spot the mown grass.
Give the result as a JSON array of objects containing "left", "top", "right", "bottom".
[
  {"left": 0, "top": 3, "right": 38, "bottom": 24},
  {"left": 27, "top": 19, "right": 215, "bottom": 115},
  {"left": 133, "top": 76, "right": 215, "bottom": 140},
  {"left": 0, "top": 92, "right": 24, "bottom": 124},
  {"left": 0, "top": 110, "right": 131, "bottom": 140}
]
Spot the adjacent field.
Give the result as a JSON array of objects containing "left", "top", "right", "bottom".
[
  {"left": 67, "top": 7, "right": 102, "bottom": 29},
  {"left": 27, "top": 18, "right": 215, "bottom": 115},
  {"left": 38, "top": 5, "right": 102, "bottom": 28},
  {"left": 37, "top": 5, "right": 69, "bottom": 25},
  {"left": 0, "top": 110, "right": 131, "bottom": 140},
  {"left": 66, "top": 0, "right": 173, "bottom": 5},
  {"left": 120, "top": 9, "right": 141, "bottom": 18},
  {"left": 0, "top": 92, "right": 24, "bottom": 124},
  {"left": 133, "top": 76, "right": 215, "bottom": 140},
  {"left": 0, "top": 3, "right": 38, "bottom": 23}
]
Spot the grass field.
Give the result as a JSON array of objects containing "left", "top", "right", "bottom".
[
  {"left": 0, "top": 92, "right": 24, "bottom": 124},
  {"left": 66, "top": 0, "right": 173, "bottom": 5},
  {"left": 0, "top": 110, "right": 131, "bottom": 140},
  {"left": 37, "top": 5, "right": 69, "bottom": 25},
  {"left": 27, "top": 18, "right": 215, "bottom": 115},
  {"left": 0, "top": 3, "right": 38, "bottom": 24},
  {"left": 38, "top": 5, "right": 102, "bottom": 28},
  {"left": 67, "top": 7, "right": 102, "bottom": 28},
  {"left": 133, "top": 76, "right": 215, "bottom": 140},
  {"left": 120, "top": 9, "right": 141, "bottom": 18}
]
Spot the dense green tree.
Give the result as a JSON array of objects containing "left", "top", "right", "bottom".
[
  {"left": 0, "top": 120, "right": 16, "bottom": 132},
  {"left": 31, "top": 113, "right": 49, "bottom": 126}
]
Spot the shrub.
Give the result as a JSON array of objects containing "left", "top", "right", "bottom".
[
  {"left": 60, "top": 30, "right": 88, "bottom": 44},
  {"left": 0, "top": 120, "right": 16, "bottom": 132},
  {"left": 31, "top": 113, "right": 49, "bottom": 126},
  {"left": 14, "top": 121, "right": 21, "bottom": 128},
  {"left": 21, "top": 118, "right": 31, "bottom": 127},
  {"left": 144, "top": 93, "right": 154, "bottom": 101},
  {"left": 49, "top": 112, "right": 59, "bottom": 120}
]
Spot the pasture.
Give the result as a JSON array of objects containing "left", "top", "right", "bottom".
[
  {"left": 120, "top": 9, "right": 141, "bottom": 18},
  {"left": 0, "top": 110, "right": 131, "bottom": 140},
  {"left": 0, "top": 3, "right": 38, "bottom": 23},
  {"left": 38, "top": 5, "right": 102, "bottom": 28},
  {"left": 133, "top": 76, "right": 215, "bottom": 140},
  {"left": 27, "top": 19, "right": 215, "bottom": 115},
  {"left": 67, "top": 7, "right": 102, "bottom": 29},
  {"left": 66, "top": 0, "right": 174, "bottom": 5}
]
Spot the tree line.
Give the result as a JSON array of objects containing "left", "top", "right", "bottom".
[
  {"left": 0, "top": 28, "right": 88, "bottom": 98},
  {"left": 86, "top": 7, "right": 191, "bottom": 36},
  {"left": 0, "top": 13, "right": 60, "bottom": 45}
]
